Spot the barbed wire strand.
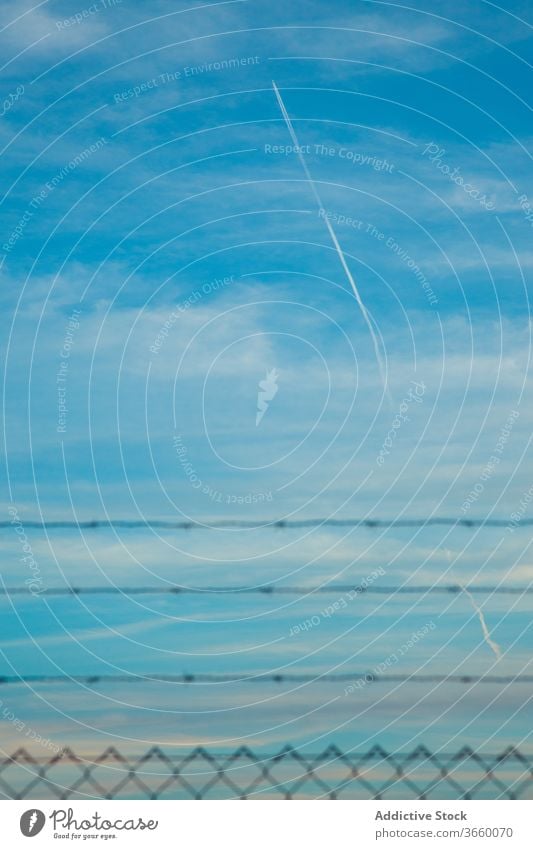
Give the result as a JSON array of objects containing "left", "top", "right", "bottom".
[
  {"left": 1, "top": 517, "right": 530, "bottom": 530},
  {"left": 0, "top": 673, "right": 531, "bottom": 685},
  {"left": 1, "top": 584, "right": 531, "bottom": 595}
]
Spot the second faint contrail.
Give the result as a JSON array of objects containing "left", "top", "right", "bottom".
[
  {"left": 271, "top": 80, "right": 388, "bottom": 395},
  {"left": 461, "top": 585, "right": 502, "bottom": 660}
]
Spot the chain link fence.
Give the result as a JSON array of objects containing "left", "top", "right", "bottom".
[{"left": 0, "top": 745, "right": 532, "bottom": 800}]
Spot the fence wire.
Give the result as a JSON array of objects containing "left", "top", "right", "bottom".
[
  {"left": 0, "top": 745, "right": 532, "bottom": 800},
  {"left": 2, "top": 517, "right": 530, "bottom": 530}
]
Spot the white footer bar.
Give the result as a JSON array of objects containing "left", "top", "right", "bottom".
[{"left": 3, "top": 799, "right": 531, "bottom": 848}]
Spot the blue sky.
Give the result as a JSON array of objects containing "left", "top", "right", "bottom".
[{"left": 0, "top": 0, "right": 532, "bottom": 782}]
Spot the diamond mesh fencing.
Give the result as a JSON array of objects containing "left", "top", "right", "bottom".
[{"left": 0, "top": 745, "right": 532, "bottom": 800}]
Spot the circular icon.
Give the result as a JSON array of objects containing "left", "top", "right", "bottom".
[{"left": 20, "top": 810, "right": 45, "bottom": 837}]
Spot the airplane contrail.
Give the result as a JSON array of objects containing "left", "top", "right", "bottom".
[
  {"left": 461, "top": 584, "right": 502, "bottom": 660},
  {"left": 271, "top": 80, "right": 388, "bottom": 396}
]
